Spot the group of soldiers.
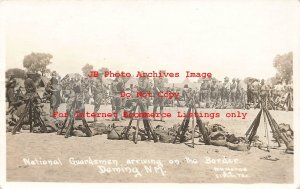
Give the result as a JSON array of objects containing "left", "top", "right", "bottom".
[
  {"left": 186, "top": 77, "right": 246, "bottom": 109},
  {"left": 6, "top": 71, "right": 293, "bottom": 128},
  {"left": 181, "top": 77, "right": 292, "bottom": 111},
  {"left": 246, "top": 79, "right": 293, "bottom": 111},
  {"left": 6, "top": 72, "right": 41, "bottom": 104},
  {"left": 6, "top": 72, "right": 45, "bottom": 133}
]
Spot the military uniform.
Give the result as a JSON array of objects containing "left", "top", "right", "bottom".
[
  {"left": 82, "top": 78, "right": 91, "bottom": 104},
  {"left": 235, "top": 78, "right": 243, "bottom": 107},
  {"left": 252, "top": 81, "right": 260, "bottom": 105},
  {"left": 23, "top": 72, "right": 44, "bottom": 132},
  {"left": 66, "top": 79, "right": 85, "bottom": 119},
  {"left": 92, "top": 77, "right": 104, "bottom": 122},
  {"left": 24, "top": 77, "right": 37, "bottom": 94},
  {"left": 200, "top": 79, "right": 210, "bottom": 103},
  {"left": 6, "top": 75, "right": 17, "bottom": 107},
  {"left": 45, "top": 73, "right": 61, "bottom": 117},
  {"left": 153, "top": 78, "right": 165, "bottom": 121},
  {"left": 110, "top": 78, "right": 124, "bottom": 121},
  {"left": 222, "top": 77, "right": 231, "bottom": 104},
  {"left": 259, "top": 79, "right": 268, "bottom": 107},
  {"left": 24, "top": 74, "right": 41, "bottom": 102},
  {"left": 184, "top": 88, "right": 193, "bottom": 106},
  {"left": 64, "top": 79, "right": 92, "bottom": 137},
  {"left": 247, "top": 83, "right": 253, "bottom": 104},
  {"left": 210, "top": 78, "right": 220, "bottom": 107},
  {"left": 137, "top": 77, "right": 151, "bottom": 110},
  {"left": 230, "top": 78, "right": 237, "bottom": 103}
]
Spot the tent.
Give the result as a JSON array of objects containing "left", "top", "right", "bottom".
[
  {"left": 180, "top": 78, "right": 198, "bottom": 89},
  {"left": 102, "top": 77, "right": 113, "bottom": 85},
  {"left": 125, "top": 77, "right": 138, "bottom": 89},
  {"left": 38, "top": 76, "right": 50, "bottom": 87},
  {"left": 61, "top": 73, "right": 82, "bottom": 81}
]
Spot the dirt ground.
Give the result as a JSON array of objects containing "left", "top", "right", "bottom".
[{"left": 6, "top": 103, "right": 293, "bottom": 183}]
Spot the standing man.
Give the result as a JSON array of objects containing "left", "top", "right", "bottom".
[
  {"left": 222, "top": 77, "right": 231, "bottom": 105},
  {"left": 66, "top": 77, "right": 85, "bottom": 119},
  {"left": 230, "top": 78, "right": 237, "bottom": 104},
  {"left": 6, "top": 73, "right": 17, "bottom": 107},
  {"left": 92, "top": 75, "right": 104, "bottom": 122},
  {"left": 259, "top": 79, "right": 268, "bottom": 107},
  {"left": 110, "top": 77, "right": 124, "bottom": 121},
  {"left": 137, "top": 76, "right": 152, "bottom": 111},
  {"left": 235, "top": 78, "right": 242, "bottom": 108},
  {"left": 153, "top": 77, "right": 165, "bottom": 122},
  {"left": 24, "top": 72, "right": 39, "bottom": 99},
  {"left": 210, "top": 78, "right": 219, "bottom": 107},
  {"left": 200, "top": 78, "right": 210, "bottom": 105},
  {"left": 45, "top": 71, "right": 61, "bottom": 117},
  {"left": 24, "top": 71, "right": 43, "bottom": 132},
  {"left": 82, "top": 77, "right": 91, "bottom": 104},
  {"left": 252, "top": 80, "right": 260, "bottom": 108}
]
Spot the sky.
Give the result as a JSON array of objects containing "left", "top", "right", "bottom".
[{"left": 2, "top": 0, "right": 299, "bottom": 83}]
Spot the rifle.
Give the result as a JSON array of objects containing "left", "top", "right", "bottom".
[
  {"left": 11, "top": 93, "right": 47, "bottom": 134},
  {"left": 57, "top": 94, "right": 93, "bottom": 138}
]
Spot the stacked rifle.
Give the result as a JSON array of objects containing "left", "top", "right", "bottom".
[
  {"left": 246, "top": 106, "right": 293, "bottom": 152},
  {"left": 11, "top": 93, "right": 47, "bottom": 134},
  {"left": 173, "top": 94, "right": 210, "bottom": 147},
  {"left": 123, "top": 98, "right": 158, "bottom": 144},
  {"left": 57, "top": 95, "right": 93, "bottom": 138}
]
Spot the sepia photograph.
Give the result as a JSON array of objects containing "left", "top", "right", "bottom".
[{"left": 0, "top": 0, "right": 299, "bottom": 189}]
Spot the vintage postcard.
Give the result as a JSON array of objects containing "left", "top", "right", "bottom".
[{"left": 0, "top": 1, "right": 299, "bottom": 189}]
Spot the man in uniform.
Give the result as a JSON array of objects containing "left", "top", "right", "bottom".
[
  {"left": 110, "top": 77, "right": 124, "bottom": 121},
  {"left": 252, "top": 80, "right": 260, "bottom": 107},
  {"left": 210, "top": 78, "right": 218, "bottom": 104},
  {"left": 137, "top": 76, "right": 151, "bottom": 111},
  {"left": 24, "top": 72, "right": 37, "bottom": 94},
  {"left": 259, "top": 79, "right": 268, "bottom": 107},
  {"left": 235, "top": 78, "right": 243, "bottom": 108},
  {"left": 222, "top": 76, "right": 231, "bottom": 105},
  {"left": 45, "top": 71, "right": 61, "bottom": 117},
  {"left": 6, "top": 73, "right": 17, "bottom": 107},
  {"left": 24, "top": 71, "right": 45, "bottom": 132},
  {"left": 63, "top": 77, "right": 92, "bottom": 137},
  {"left": 82, "top": 77, "right": 91, "bottom": 104},
  {"left": 66, "top": 77, "right": 85, "bottom": 119},
  {"left": 152, "top": 77, "right": 165, "bottom": 122},
  {"left": 230, "top": 78, "right": 237, "bottom": 104},
  {"left": 247, "top": 81, "right": 254, "bottom": 104},
  {"left": 92, "top": 74, "right": 104, "bottom": 122},
  {"left": 200, "top": 78, "right": 210, "bottom": 106}
]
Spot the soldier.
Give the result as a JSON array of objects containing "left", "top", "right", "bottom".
[
  {"left": 252, "top": 80, "right": 260, "bottom": 107},
  {"left": 63, "top": 78, "right": 93, "bottom": 137},
  {"left": 92, "top": 75, "right": 105, "bottom": 122},
  {"left": 110, "top": 77, "right": 124, "bottom": 121},
  {"left": 82, "top": 77, "right": 91, "bottom": 104},
  {"left": 222, "top": 76, "right": 231, "bottom": 105},
  {"left": 259, "top": 79, "right": 268, "bottom": 107},
  {"left": 182, "top": 84, "right": 189, "bottom": 106},
  {"left": 247, "top": 81, "right": 254, "bottom": 104},
  {"left": 45, "top": 72, "right": 61, "bottom": 117},
  {"left": 137, "top": 76, "right": 151, "bottom": 110},
  {"left": 152, "top": 77, "right": 165, "bottom": 121},
  {"left": 6, "top": 73, "right": 17, "bottom": 107},
  {"left": 235, "top": 78, "right": 242, "bottom": 107},
  {"left": 24, "top": 72, "right": 37, "bottom": 94},
  {"left": 210, "top": 78, "right": 219, "bottom": 103},
  {"left": 24, "top": 71, "right": 44, "bottom": 132},
  {"left": 200, "top": 78, "right": 210, "bottom": 106},
  {"left": 66, "top": 77, "right": 85, "bottom": 119},
  {"left": 230, "top": 78, "right": 237, "bottom": 104}
]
